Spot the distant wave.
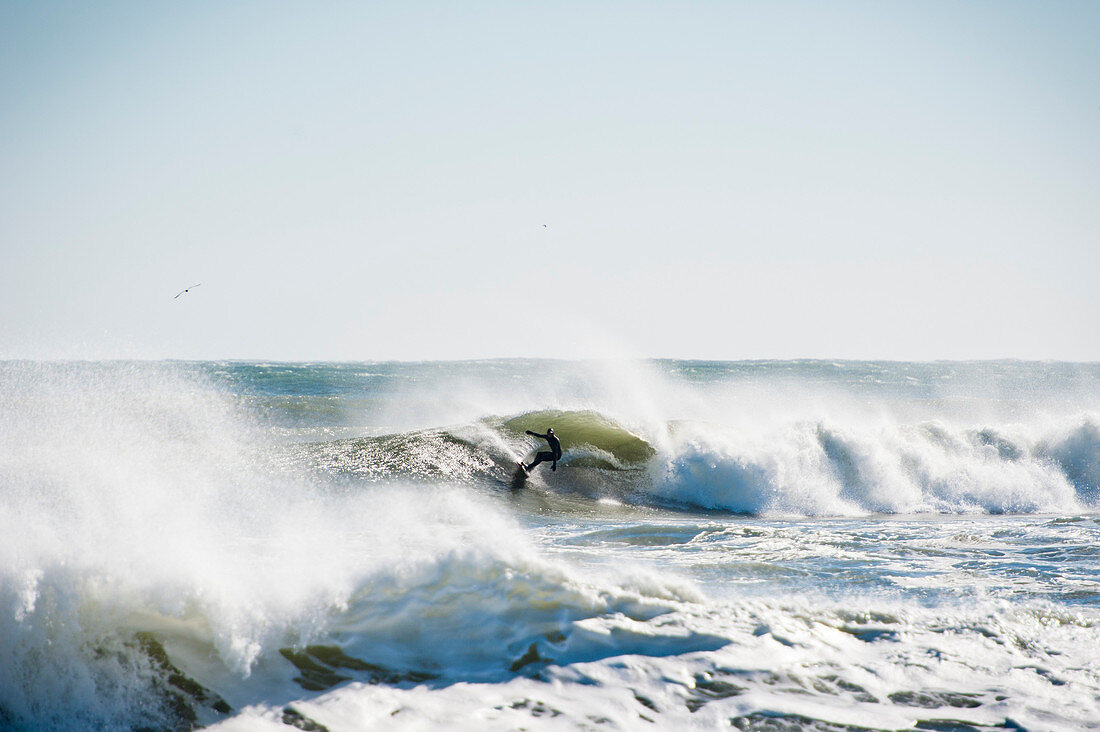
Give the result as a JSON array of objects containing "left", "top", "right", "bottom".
[{"left": 297, "top": 409, "right": 1100, "bottom": 516}]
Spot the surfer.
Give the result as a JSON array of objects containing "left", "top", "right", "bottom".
[{"left": 521, "top": 428, "right": 562, "bottom": 473}]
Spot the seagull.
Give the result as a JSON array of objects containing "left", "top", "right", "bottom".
[{"left": 174, "top": 283, "right": 202, "bottom": 299}]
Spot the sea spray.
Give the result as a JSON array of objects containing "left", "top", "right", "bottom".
[
  {"left": 3, "top": 359, "right": 1099, "bottom": 730},
  {"left": 293, "top": 406, "right": 1099, "bottom": 515},
  {"left": 0, "top": 361, "right": 710, "bottom": 729},
  {"left": 643, "top": 415, "right": 1093, "bottom": 515}
]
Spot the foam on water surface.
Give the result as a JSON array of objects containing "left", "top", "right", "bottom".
[{"left": 1, "top": 360, "right": 1098, "bottom": 730}]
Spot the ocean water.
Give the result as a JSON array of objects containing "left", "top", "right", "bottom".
[{"left": 1, "top": 359, "right": 1099, "bottom": 731}]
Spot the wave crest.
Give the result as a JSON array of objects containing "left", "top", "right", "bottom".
[
  {"left": 646, "top": 416, "right": 1096, "bottom": 515},
  {"left": 294, "top": 408, "right": 1100, "bottom": 516}
]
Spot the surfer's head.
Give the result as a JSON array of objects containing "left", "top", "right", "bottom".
[{"left": 547, "top": 428, "right": 554, "bottom": 434}]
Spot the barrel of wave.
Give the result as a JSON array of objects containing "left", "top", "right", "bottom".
[{"left": 500, "top": 410, "right": 656, "bottom": 469}]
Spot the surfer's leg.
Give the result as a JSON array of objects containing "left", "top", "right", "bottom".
[{"left": 527, "top": 451, "right": 553, "bottom": 471}]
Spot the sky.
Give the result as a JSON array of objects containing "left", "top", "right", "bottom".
[{"left": 1, "top": 1, "right": 1098, "bottom": 361}]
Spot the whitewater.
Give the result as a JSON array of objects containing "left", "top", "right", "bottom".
[{"left": 1, "top": 359, "right": 1098, "bottom": 731}]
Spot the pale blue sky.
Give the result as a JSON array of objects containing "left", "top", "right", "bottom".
[{"left": 2, "top": 1, "right": 1098, "bottom": 360}]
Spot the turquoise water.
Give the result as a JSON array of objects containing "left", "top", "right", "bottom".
[{"left": 1, "top": 359, "right": 1098, "bottom": 730}]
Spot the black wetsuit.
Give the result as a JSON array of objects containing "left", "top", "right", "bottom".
[{"left": 525, "top": 430, "right": 562, "bottom": 472}]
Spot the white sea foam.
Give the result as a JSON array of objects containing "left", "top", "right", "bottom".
[
  {"left": 0, "top": 362, "right": 707, "bottom": 729},
  {"left": 211, "top": 591, "right": 1100, "bottom": 732},
  {"left": 643, "top": 414, "right": 1096, "bottom": 515},
  {"left": 2, "top": 360, "right": 1098, "bottom": 730},
  {"left": 308, "top": 358, "right": 1100, "bottom": 516}
]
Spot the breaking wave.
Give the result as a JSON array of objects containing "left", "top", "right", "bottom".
[
  {"left": 0, "top": 363, "right": 708, "bottom": 730},
  {"left": 648, "top": 415, "right": 1100, "bottom": 515},
  {"left": 299, "top": 408, "right": 1100, "bottom": 516},
  {"left": 4, "top": 359, "right": 1100, "bottom": 729}
]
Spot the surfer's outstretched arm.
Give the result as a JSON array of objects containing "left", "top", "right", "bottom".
[{"left": 526, "top": 430, "right": 549, "bottom": 440}]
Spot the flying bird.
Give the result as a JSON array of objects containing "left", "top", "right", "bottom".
[{"left": 174, "top": 283, "right": 202, "bottom": 299}]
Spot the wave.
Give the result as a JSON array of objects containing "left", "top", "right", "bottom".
[
  {"left": 0, "top": 486, "right": 713, "bottom": 730},
  {"left": 295, "top": 408, "right": 1100, "bottom": 516},
  {"left": 650, "top": 417, "right": 1099, "bottom": 516},
  {"left": 0, "top": 365, "right": 712, "bottom": 730},
  {"left": 294, "top": 408, "right": 657, "bottom": 482},
  {"left": 500, "top": 409, "right": 656, "bottom": 466},
  {"left": 4, "top": 360, "right": 1100, "bottom": 729}
]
